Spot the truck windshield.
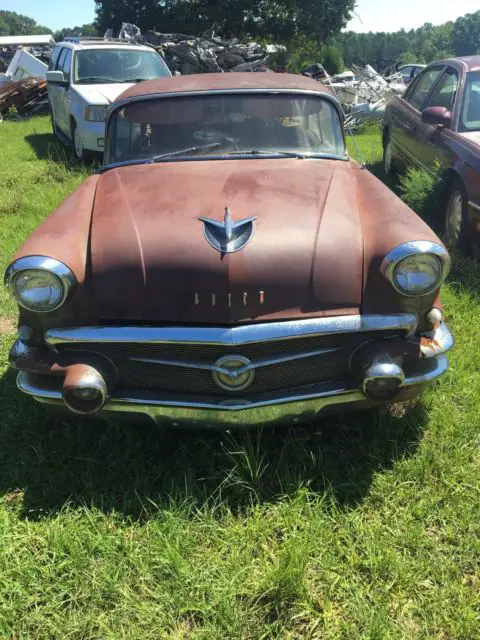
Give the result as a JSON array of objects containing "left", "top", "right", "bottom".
[
  {"left": 73, "top": 49, "right": 171, "bottom": 84},
  {"left": 106, "top": 93, "right": 346, "bottom": 165},
  {"left": 459, "top": 71, "right": 480, "bottom": 132}
]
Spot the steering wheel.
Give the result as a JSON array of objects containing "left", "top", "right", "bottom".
[{"left": 193, "top": 130, "right": 239, "bottom": 150}]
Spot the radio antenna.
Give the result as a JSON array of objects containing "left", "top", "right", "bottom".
[{"left": 316, "top": 64, "right": 367, "bottom": 169}]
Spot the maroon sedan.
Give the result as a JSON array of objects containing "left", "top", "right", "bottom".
[{"left": 383, "top": 56, "right": 480, "bottom": 252}]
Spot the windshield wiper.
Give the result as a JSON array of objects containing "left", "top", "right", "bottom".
[
  {"left": 225, "top": 149, "right": 307, "bottom": 158},
  {"left": 151, "top": 143, "right": 222, "bottom": 163}
]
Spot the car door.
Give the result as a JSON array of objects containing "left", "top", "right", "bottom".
[
  {"left": 57, "top": 49, "right": 73, "bottom": 137},
  {"left": 390, "top": 66, "right": 444, "bottom": 169},
  {"left": 48, "top": 47, "right": 67, "bottom": 130},
  {"left": 414, "top": 67, "right": 459, "bottom": 171}
]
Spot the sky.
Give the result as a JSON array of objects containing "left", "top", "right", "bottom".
[
  {"left": 346, "top": 0, "right": 480, "bottom": 32},
  {"left": 2, "top": 0, "right": 480, "bottom": 33}
]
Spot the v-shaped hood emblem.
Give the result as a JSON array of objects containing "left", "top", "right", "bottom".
[{"left": 199, "top": 207, "right": 256, "bottom": 253}]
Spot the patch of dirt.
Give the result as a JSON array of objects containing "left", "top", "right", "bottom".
[{"left": 0, "top": 317, "right": 16, "bottom": 334}]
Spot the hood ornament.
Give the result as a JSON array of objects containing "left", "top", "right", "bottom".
[{"left": 199, "top": 207, "right": 256, "bottom": 254}]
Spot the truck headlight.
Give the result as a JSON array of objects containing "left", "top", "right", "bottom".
[
  {"left": 4, "top": 256, "right": 76, "bottom": 312},
  {"left": 381, "top": 241, "right": 450, "bottom": 296},
  {"left": 84, "top": 105, "right": 108, "bottom": 122}
]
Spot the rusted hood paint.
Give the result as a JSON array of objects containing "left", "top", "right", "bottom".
[{"left": 90, "top": 159, "right": 364, "bottom": 323}]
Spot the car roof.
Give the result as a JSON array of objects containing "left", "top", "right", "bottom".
[
  {"left": 429, "top": 55, "right": 480, "bottom": 72},
  {"left": 115, "top": 72, "right": 334, "bottom": 103}
]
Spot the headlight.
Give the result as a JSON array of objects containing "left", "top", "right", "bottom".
[
  {"left": 4, "top": 256, "right": 76, "bottom": 312},
  {"left": 84, "top": 105, "right": 108, "bottom": 122},
  {"left": 381, "top": 241, "right": 450, "bottom": 296}
]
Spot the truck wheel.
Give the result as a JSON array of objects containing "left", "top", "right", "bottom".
[
  {"left": 72, "top": 121, "right": 85, "bottom": 162},
  {"left": 444, "top": 179, "right": 468, "bottom": 250}
]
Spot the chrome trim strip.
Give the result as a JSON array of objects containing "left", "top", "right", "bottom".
[
  {"left": 468, "top": 201, "right": 480, "bottom": 213},
  {"left": 16, "top": 355, "right": 449, "bottom": 424},
  {"left": 102, "top": 152, "right": 347, "bottom": 173},
  {"left": 129, "top": 346, "right": 339, "bottom": 373},
  {"left": 4, "top": 256, "right": 76, "bottom": 313},
  {"left": 45, "top": 314, "right": 418, "bottom": 346},
  {"left": 381, "top": 241, "right": 451, "bottom": 296}
]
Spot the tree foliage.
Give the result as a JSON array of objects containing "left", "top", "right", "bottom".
[
  {"left": 54, "top": 23, "right": 98, "bottom": 43},
  {"left": 0, "top": 10, "right": 52, "bottom": 36},
  {"left": 334, "top": 12, "right": 480, "bottom": 69},
  {"left": 94, "top": 0, "right": 355, "bottom": 44},
  {"left": 451, "top": 12, "right": 480, "bottom": 56},
  {"left": 286, "top": 38, "right": 344, "bottom": 75}
]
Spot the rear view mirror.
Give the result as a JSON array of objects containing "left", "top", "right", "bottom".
[
  {"left": 421, "top": 106, "right": 452, "bottom": 128},
  {"left": 46, "top": 70, "right": 68, "bottom": 86}
]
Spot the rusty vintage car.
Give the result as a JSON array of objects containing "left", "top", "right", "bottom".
[{"left": 4, "top": 73, "right": 453, "bottom": 427}]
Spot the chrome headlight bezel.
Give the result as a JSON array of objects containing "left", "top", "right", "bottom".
[
  {"left": 4, "top": 256, "right": 76, "bottom": 312},
  {"left": 84, "top": 105, "right": 108, "bottom": 122},
  {"left": 381, "top": 241, "right": 450, "bottom": 297}
]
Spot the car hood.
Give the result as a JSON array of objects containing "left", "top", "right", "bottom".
[
  {"left": 90, "top": 159, "right": 364, "bottom": 323},
  {"left": 73, "top": 82, "right": 134, "bottom": 105}
]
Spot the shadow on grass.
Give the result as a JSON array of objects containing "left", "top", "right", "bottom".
[
  {"left": 0, "top": 367, "right": 428, "bottom": 520},
  {"left": 447, "top": 250, "right": 480, "bottom": 297},
  {"left": 25, "top": 133, "right": 100, "bottom": 172}
]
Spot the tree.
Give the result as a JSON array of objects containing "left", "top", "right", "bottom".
[
  {"left": 451, "top": 12, "right": 480, "bottom": 56},
  {"left": 321, "top": 45, "right": 344, "bottom": 75},
  {"left": 54, "top": 23, "right": 98, "bottom": 42},
  {"left": 0, "top": 10, "right": 51, "bottom": 35},
  {"left": 94, "top": 0, "right": 355, "bottom": 44},
  {"left": 286, "top": 38, "right": 344, "bottom": 75}
]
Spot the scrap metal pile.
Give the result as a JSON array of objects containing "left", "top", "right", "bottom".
[
  {"left": 303, "top": 63, "right": 406, "bottom": 131},
  {"left": 119, "top": 23, "right": 270, "bottom": 74},
  {"left": 0, "top": 77, "right": 49, "bottom": 120}
]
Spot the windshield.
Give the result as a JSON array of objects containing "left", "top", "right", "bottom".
[
  {"left": 459, "top": 71, "right": 480, "bottom": 132},
  {"left": 106, "top": 93, "right": 346, "bottom": 165},
  {"left": 73, "top": 49, "right": 171, "bottom": 84}
]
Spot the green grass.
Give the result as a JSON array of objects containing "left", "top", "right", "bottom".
[{"left": 0, "top": 118, "right": 479, "bottom": 638}]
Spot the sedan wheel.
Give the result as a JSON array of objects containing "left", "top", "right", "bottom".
[
  {"left": 72, "top": 124, "right": 85, "bottom": 161},
  {"left": 445, "top": 183, "right": 467, "bottom": 248}
]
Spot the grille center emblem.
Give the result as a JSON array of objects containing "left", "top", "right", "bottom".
[
  {"left": 199, "top": 207, "right": 256, "bottom": 254},
  {"left": 212, "top": 355, "right": 255, "bottom": 392}
]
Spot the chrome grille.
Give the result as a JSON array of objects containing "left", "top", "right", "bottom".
[{"left": 60, "top": 330, "right": 402, "bottom": 397}]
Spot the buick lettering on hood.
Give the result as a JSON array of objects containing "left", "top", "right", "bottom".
[{"left": 4, "top": 73, "right": 454, "bottom": 427}]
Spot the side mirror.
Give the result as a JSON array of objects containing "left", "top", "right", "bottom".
[
  {"left": 46, "top": 70, "right": 68, "bottom": 86},
  {"left": 421, "top": 106, "right": 452, "bottom": 128}
]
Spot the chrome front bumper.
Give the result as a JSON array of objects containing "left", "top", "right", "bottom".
[
  {"left": 17, "top": 354, "right": 448, "bottom": 427},
  {"left": 12, "top": 314, "right": 454, "bottom": 428}
]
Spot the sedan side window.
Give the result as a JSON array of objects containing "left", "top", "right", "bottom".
[
  {"left": 425, "top": 70, "right": 458, "bottom": 112},
  {"left": 406, "top": 68, "right": 442, "bottom": 111}
]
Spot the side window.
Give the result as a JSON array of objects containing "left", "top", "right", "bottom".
[
  {"left": 425, "top": 69, "right": 458, "bottom": 112},
  {"left": 406, "top": 68, "right": 443, "bottom": 110},
  {"left": 48, "top": 46, "right": 61, "bottom": 71},
  {"left": 62, "top": 49, "right": 73, "bottom": 78},
  {"left": 56, "top": 48, "right": 67, "bottom": 71}
]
